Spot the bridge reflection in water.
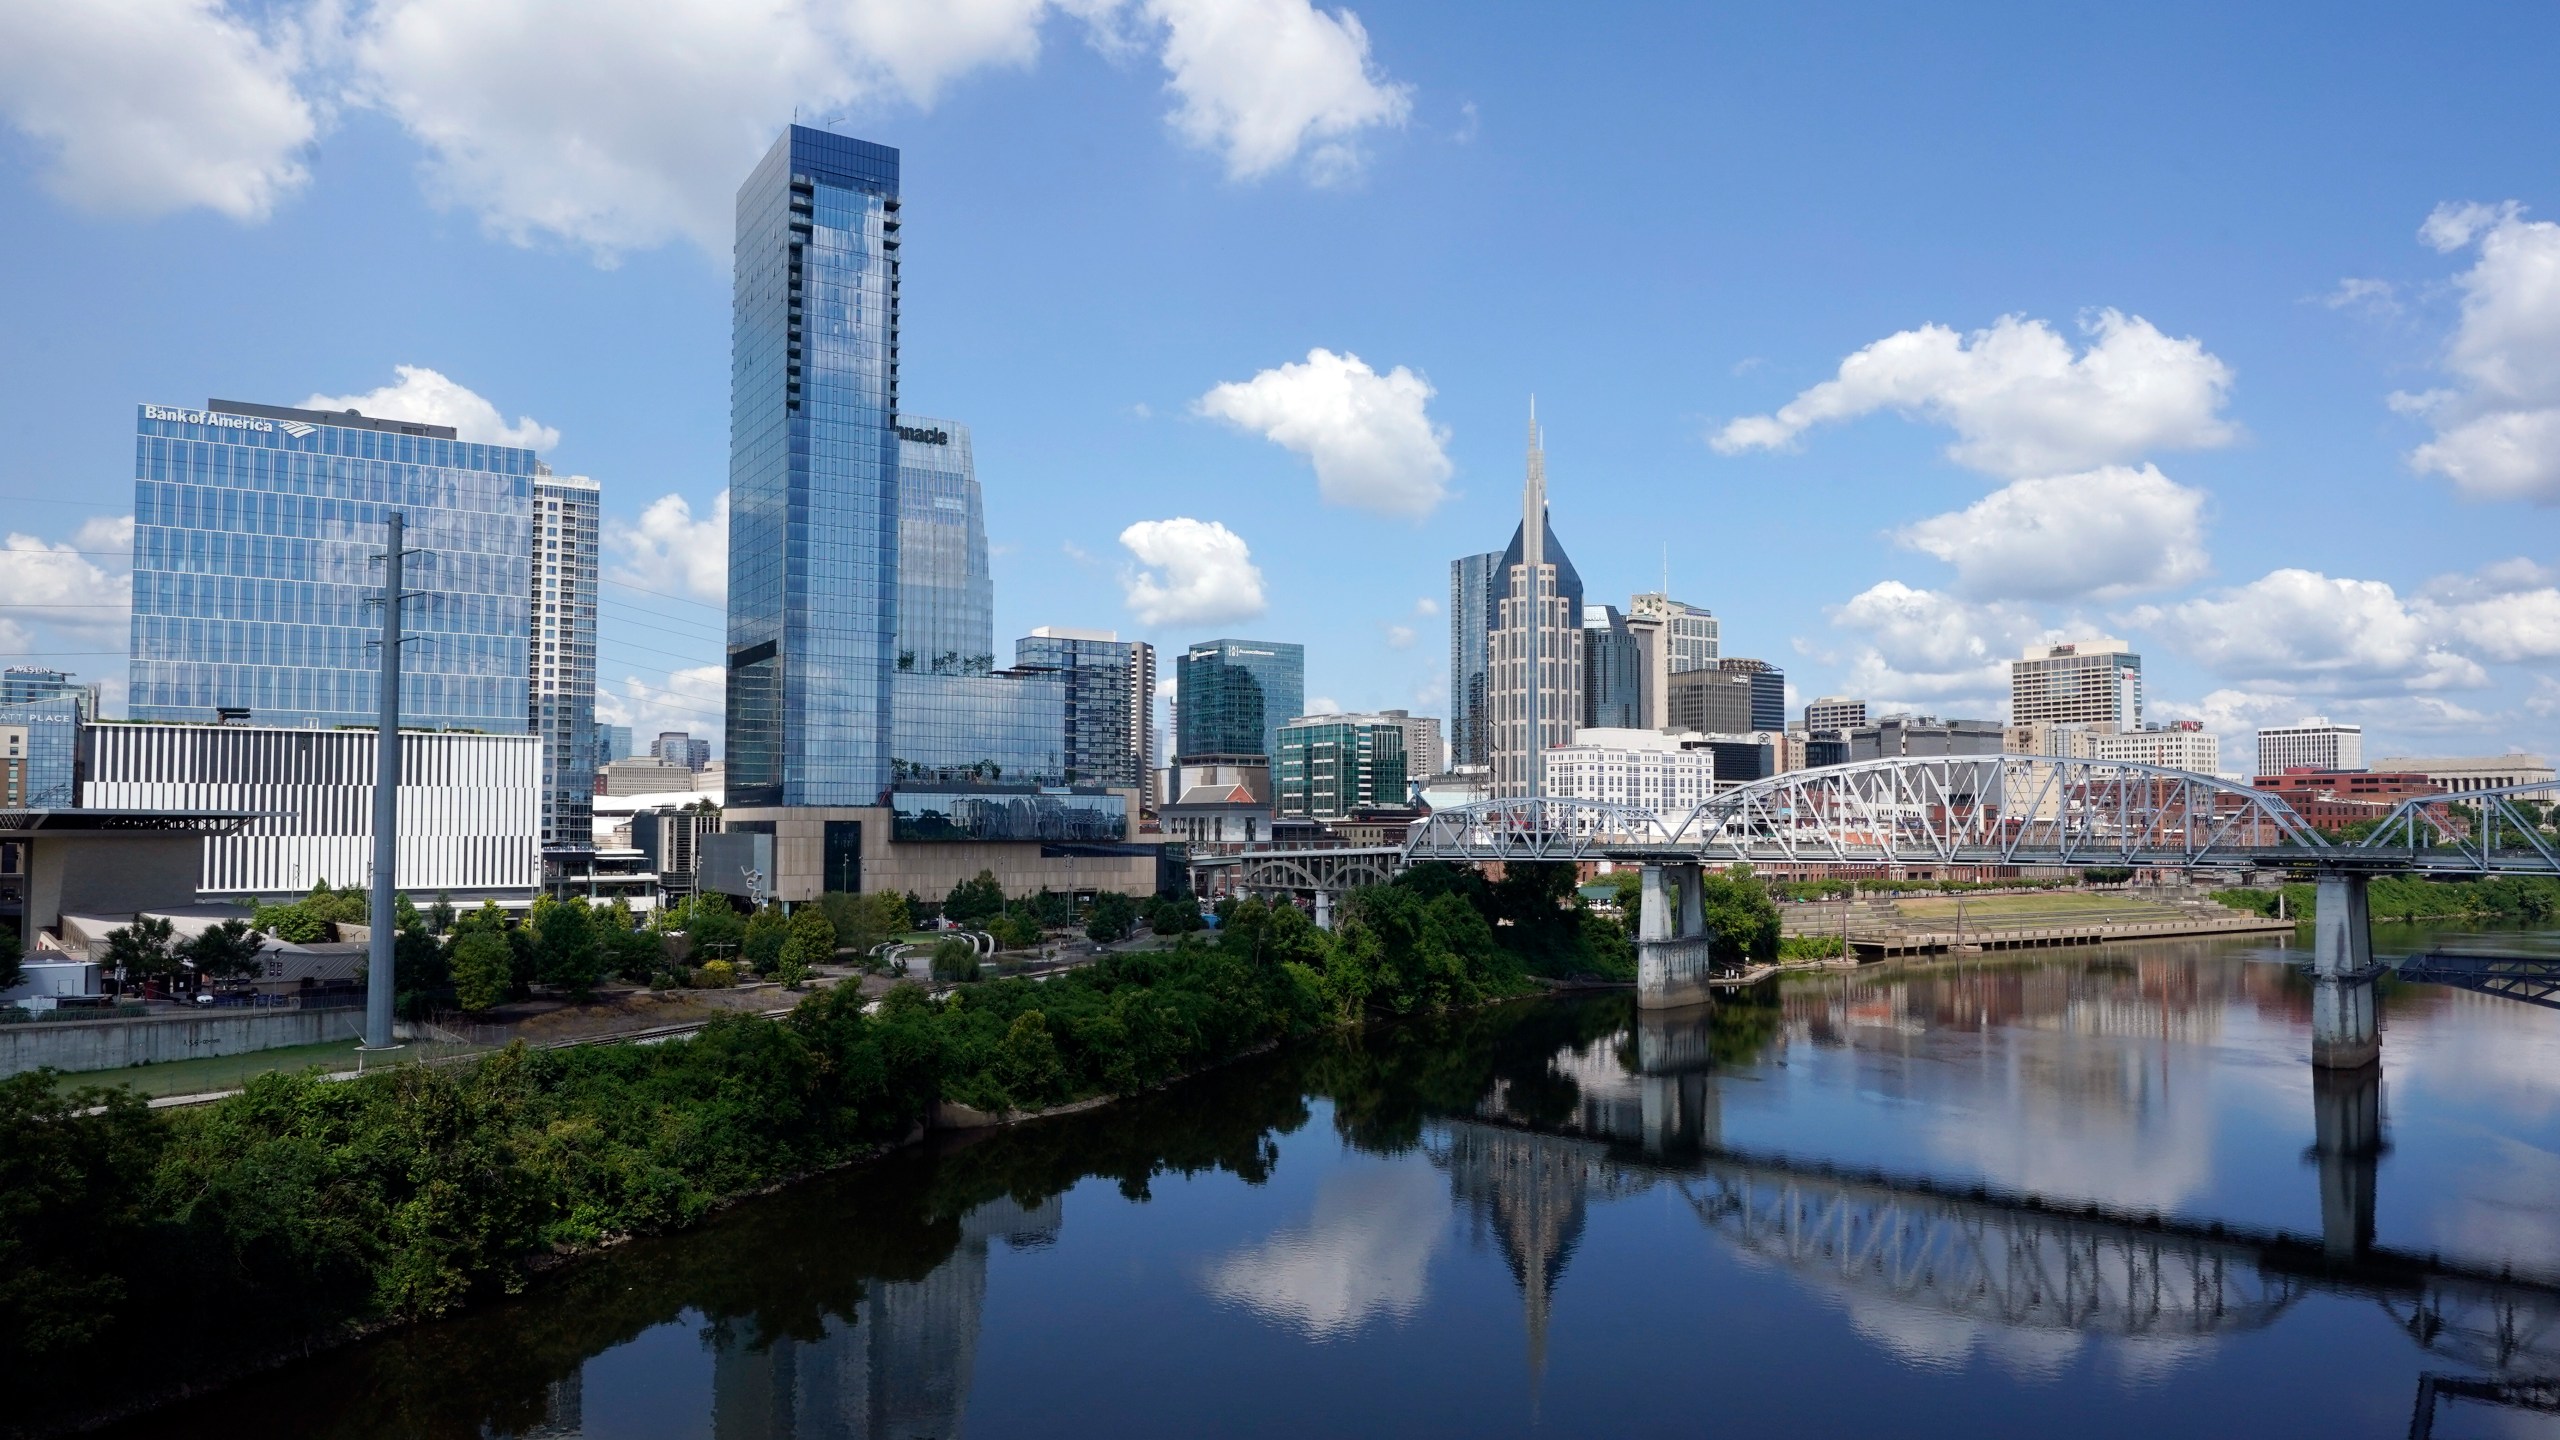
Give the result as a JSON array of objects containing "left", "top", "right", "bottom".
[{"left": 1425, "top": 1000, "right": 2560, "bottom": 1408}]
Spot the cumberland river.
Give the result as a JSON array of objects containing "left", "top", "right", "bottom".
[{"left": 115, "top": 927, "right": 2560, "bottom": 1439}]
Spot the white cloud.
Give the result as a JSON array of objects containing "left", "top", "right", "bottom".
[
  {"left": 1894, "top": 465, "right": 2208, "bottom": 601},
  {"left": 2399, "top": 201, "right": 2560, "bottom": 503},
  {"left": 1196, "top": 348, "right": 1451, "bottom": 517},
  {"left": 1147, "top": 0, "right": 1411, "bottom": 184},
  {"left": 2134, "top": 568, "right": 2487, "bottom": 693},
  {"left": 1117, "top": 517, "right": 1266, "bottom": 626},
  {"left": 1824, "top": 581, "right": 2049, "bottom": 709},
  {"left": 605, "top": 490, "right": 728, "bottom": 603},
  {"left": 2418, "top": 559, "right": 2560, "bottom": 664},
  {"left": 0, "top": 523, "right": 131, "bottom": 646},
  {"left": 595, "top": 665, "right": 726, "bottom": 759},
  {"left": 2319, "top": 277, "right": 2400, "bottom": 316},
  {"left": 303, "top": 365, "right": 559, "bottom": 450},
  {"left": 1382, "top": 624, "right": 1414, "bottom": 649},
  {"left": 1200, "top": 1161, "right": 1446, "bottom": 1339},
  {"left": 1305, "top": 694, "right": 1341, "bottom": 715},
  {"left": 1713, "top": 310, "right": 2237, "bottom": 479},
  {"left": 0, "top": 0, "right": 319, "bottom": 222},
  {"left": 1413, "top": 596, "right": 1439, "bottom": 616}
]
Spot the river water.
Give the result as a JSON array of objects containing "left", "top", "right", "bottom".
[{"left": 112, "top": 925, "right": 2560, "bottom": 1439}]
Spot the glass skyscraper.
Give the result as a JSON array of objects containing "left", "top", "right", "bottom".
[
  {"left": 1447, "top": 550, "right": 1500, "bottom": 767},
  {"left": 0, "top": 667, "right": 99, "bottom": 716},
  {"left": 1175, "top": 639, "right": 1304, "bottom": 762},
  {"left": 1582, "top": 603, "right": 1642, "bottom": 730},
  {"left": 1015, "top": 628, "right": 1154, "bottom": 788},
  {"left": 725, "top": 127, "right": 902, "bottom": 809},
  {"left": 894, "top": 416, "right": 991, "bottom": 676},
  {"left": 128, "top": 400, "right": 534, "bottom": 730},
  {"left": 530, "top": 473, "right": 599, "bottom": 847}
]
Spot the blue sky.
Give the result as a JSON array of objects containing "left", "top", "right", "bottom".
[{"left": 1, "top": 1, "right": 2555, "bottom": 767}]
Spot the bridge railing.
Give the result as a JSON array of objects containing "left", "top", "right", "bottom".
[{"left": 2350, "top": 780, "right": 2560, "bottom": 874}]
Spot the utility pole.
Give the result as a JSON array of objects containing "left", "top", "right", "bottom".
[{"left": 364, "top": 513, "right": 413, "bottom": 1053}]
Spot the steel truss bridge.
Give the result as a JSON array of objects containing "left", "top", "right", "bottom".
[{"left": 1399, "top": 756, "right": 2560, "bottom": 877}]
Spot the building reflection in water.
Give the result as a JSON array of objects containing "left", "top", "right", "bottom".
[{"left": 707, "top": 1195, "right": 1060, "bottom": 1440}]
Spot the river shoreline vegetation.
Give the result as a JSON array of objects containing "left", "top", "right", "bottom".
[
  {"left": 2211, "top": 874, "right": 2560, "bottom": 924},
  {"left": 0, "top": 863, "right": 1735, "bottom": 1437}
]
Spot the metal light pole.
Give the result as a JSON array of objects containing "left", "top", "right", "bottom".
[{"left": 363, "top": 513, "right": 410, "bottom": 1053}]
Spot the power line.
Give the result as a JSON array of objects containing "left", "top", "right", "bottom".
[{"left": 600, "top": 574, "right": 723, "bottom": 612}]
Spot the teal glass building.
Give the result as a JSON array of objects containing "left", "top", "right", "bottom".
[
  {"left": 1175, "top": 639, "right": 1305, "bottom": 762},
  {"left": 725, "top": 126, "right": 903, "bottom": 808},
  {"left": 128, "top": 401, "right": 534, "bottom": 730}
]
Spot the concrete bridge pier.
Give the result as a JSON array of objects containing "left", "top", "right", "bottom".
[
  {"left": 2311, "top": 1065, "right": 2382, "bottom": 1261},
  {"left": 1637, "top": 862, "right": 1716, "bottom": 1010},
  {"left": 2310, "top": 871, "right": 2380, "bottom": 1070}
]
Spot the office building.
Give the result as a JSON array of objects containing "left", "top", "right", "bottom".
[
  {"left": 530, "top": 472, "right": 600, "bottom": 850},
  {"left": 1488, "top": 410, "right": 1585, "bottom": 798},
  {"left": 2253, "top": 768, "right": 2445, "bottom": 832},
  {"left": 1449, "top": 550, "right": 1503, "bottom": 767},
  {"left": 895, "top": 415, "right": 993, "bottom": 675},
  {"left": 723, "top": 126, "right": 903, "bottom": 809},
  {"left": 652, "top": 731, "right": 711, "bottom": 771},
  {"left": 82, "top": 721, "right": 539, "bottom": 900},
  {"left": 890, "top": 668, "right": 1067, "bottom": 785},
  {"left": 2090, "top": 721, "right": 2220, "bottom": 774},
  {"left": 629, "top": 803, "right": 721, "bottom": 896},
  {"left": 2369, "top": 754, "right": 2557, "bottom": 792},
  {"left": 2009, "top": 639, "right": 2142, "bottom": 731},
  {"left": 1665, "top": 668, "right": 1755, "bottom": 736},
  {"left": 1804, "top": 696, "right": 1866, "bottom": 733},
  {"left": 1016, "top": 628, "right": 1155, "bottom": 789},
  {"left": 2256, "top": 719, "right": 2363, "bottom": 777},
  {"left": 1544, "top": 728, "right": 1716, "bottom": 813},
  {"left": 594, "top": 722, "right": 633, "bottom": 763},
  {"left": 1850, "top": 716, "right": 2006, "bottom": 761},
  {"left": 0, "top": 694, "right": 80, "bottom": 807},
  {"left": 1683, "top": 733, "right": 1778, "bottom": 789},
  {"left": 1175, "top": 639, "right": 1304, "bottom": 762},
  {"left": 0, "top": 725, "right": 23, "bottom": 806},
  {"left": 1277, "top": 713, "right": 1410, "bottom": 821},
  {"left": 1582, "top": 604, "right": 1643, "bottom": 730},
  {"left": 1626, "top": 594, "right": 1718, "bottom": 731},
  {"left": 1716, "top": 657, "right": 1786, "bottom": 731},
  {"left": 2005, "top": 720, "right": 2097, "bottom": 759},
  {"left": 1373, "top": 709, "right": 1443, "bottom": 783},
  {"left": 0, "top": 667, "right": 100, "bottom": 717},
  {"left": 130, "top": 400, "right": 536, "bottom": 730},
  {"left": 1161, "top": 756, "right": 1276, "bottom": 847}
]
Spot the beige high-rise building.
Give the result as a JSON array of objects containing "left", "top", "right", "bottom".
[
  {"left": 2009, "top": 639, "right": 2142, "bottom": 731},
  {"left": 1489, "top": 407, "right": 1584, "bottom": 798}
]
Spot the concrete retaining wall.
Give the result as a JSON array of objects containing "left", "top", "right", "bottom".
[{"left": 0, "top": 1007, "right": 364, "bottom": 1077}]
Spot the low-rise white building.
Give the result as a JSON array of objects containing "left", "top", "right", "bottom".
[
  {"left": 82, "top": 721, "right": 540, "bottom": 901},
  {"left": 2257, "top": 719, "right": 2362, "bottom": 777},
  {"left": 1546, "top": 727, "right": 1717, "bottom": 813},
  {"left": 2370, "top": 754, "right": 2556, "bottom": 793},
  {"left": 2092, "top": 722, "right": 2221, "bottom": 775}
]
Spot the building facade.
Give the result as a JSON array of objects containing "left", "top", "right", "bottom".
[
  {"left": 894, "top": 416, "right": 993, "bottom": 676},
  {"left": 652, "top": 732, "right": 711, "bottom": 771},
  {"left": 2369, "top": 754, "right": 2557, "bottom": 792},
  {"left": 1373, "top": 709, "right": 1443, "bottom": 782},
  {"left": 1276, "top": 714, "right": 1410, "bottom": 821},
  {"left": 1850, "top": 716, "right": 2006, "bottom": 760},
  {"left": 82, "top": 721, "right": 540, "bottom": 899},
  {"left": 1665, "top": 667, "right": 1755, "bottom": 736},
  {"left": 1488, "top": 413, "right": 1584, "bottom": 798},
  {"left": 2009, "top": 639, "right": 2143, "bottom": 731},
  {"left": 1448, "top": 550, "right": 1503, "bottom": 768},
  {"left": 0, "top": 725, "right": 23, "bottom": 807},
  {"left": 130, "top": 400, "right": 535, "bottom": 731},
  {"left": 2256, "top": 719, "right": 2363, "bottom": 776},
  {"left": 1544, "top": 728, "right": 1716, "bottom": 813},
  {"left": 2089, "top": 722, "right": 2220, "bottom": 774},
  {"left": 889, "top": 670, "right": 1066, "bottom": 785},
  {"left": 724, "top": 127, "right": 903, "bottom": 809},
  {"left": 1582, "top": 604, "right": 1643, "bottom": 730},
  {"left": 1174, "top": 639, "right": 1304, "bottom": 762},
  {"left": 594, "top": 723, "right": 633, "bottom": 763},
  {"left": 1626, "top": 593, "right": 1717, "bottom": 731},
  {"left": 1716, "top": 657, "right": 1786, "bottom": 731},
  {"left": 1804, "top": 696, "right": 1867, "bottom": 733},
  {"left": 0, "top": 667, "right": 100, "bottom": 717},
  {"left": 1015, "top": 628, "right": 1155, "bottom": 788},
  {"left": 531, "top": 472, "right": 599, "bottom": 850},
  {"left": 0, "top": 695, "right": 81, "bottom": 808}
]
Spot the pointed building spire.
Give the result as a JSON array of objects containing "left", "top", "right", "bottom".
[{"left": 1522, "top": 397, "right": 1546, "bottom": 798}]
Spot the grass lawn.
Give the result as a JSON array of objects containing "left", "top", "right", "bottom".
[
  {"left": 1894, "top": 892, "right": 2185, "bottom": 924},
  {"left": 48, "top": 1035, "right": 488, "bottom": 1100}
]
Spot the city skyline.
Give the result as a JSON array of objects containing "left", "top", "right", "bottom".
[{"left": 2, "top": 6, "right": 2557, "bottom": 768}]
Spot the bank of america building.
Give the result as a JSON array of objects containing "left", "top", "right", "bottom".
[{"left": 99, "top": 400, "right": 575, "bottom": 898}]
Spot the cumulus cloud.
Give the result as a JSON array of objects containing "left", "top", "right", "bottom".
[
  {"left": 1197, "top": 348, "right": 1451, "bottom": 517},
  {"left": 1382, "top": 624, "right": 1414, "bottom": 649},
  {"left": 1713, "top": 310, "right": 2237, "bottom": 479},
  {"left": 2318, "top": 277, "right": 2401, "bottom": 317},
  {"left": 1893, "top": 465, "right": 2208, "bottom": 601},
  {"left": 2133, "top": 569, "right": 2487, "bottom": 693},
  {"left": 1823, "top": 581, "right": 2050, "bottom": 708},
  {"left": 1200, "top": 1162, "right": 1445, "bottom": 1339},
  {"left": 0, "top": 0, "right": 319, "bottom": 222},
  {"left": 0, "top": 520, "right": 133, "bottom": 647},
  {"left": 1117, "top": 517, "right": 1266, "bottom": 626},
  {"left": 2398, "top": 201, "right": 2560, "bottom": 503},
  {"left": 1148, "top": 0, "right": 1410, "bottom": 183},
  {"left": 595, "top": 665, "right": 726, "bottom": 758},
  {"left": 605, "top": 490, "right": 729, "bottom": 603},
  {"left": 304, "top": 366, "right": 559, "bottom": 450},
  {"left": 2418, "top": 559, "right": 2560, "bottom": 663}
]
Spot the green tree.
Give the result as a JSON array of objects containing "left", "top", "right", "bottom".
[
  {"left": 249, "top": 900, "right": 330, "bottom": 944},
  {"left": 596, "top": 899, "right": 664, "bottom": 983},
  {"left": 817, "top": 889, "right": 910, "bottom": 959},
  {"left": 995, "top": 1010, "right": 1066, "bottom": 1108},
  {"left": 943, "top": 870, "right": 1006, "bottom": 929},
  {"left": 1085, "top": 890, "right": 1139, "bottom": 944},
  {"left": 450, "top": 931, "right": 513, "bottom": 1012},
  {"left": 527, "top": 897, "right": 607, "bottom": 999},
  {"left": 0, "top": 1074, "right": 167, "bottom": 1372},
  {"left": 103, "top": 916, "right": 180, "bottom": 989},
  {"left": 1698, "top": 866, "right": 1781, "bottom": 968},
  {"left": 989, "top": 914, "right": 1043, "bottom": 951},
  {"left": 426, "top": 892, "right": 457, "bottom": 936},
  {"left": 674, "top": 894, "right": 745, "bottom": 964},
  {"left": 742, "top": 906, "right": 790, "bottom": 974},
  {"left": 180, "top": 918, "right": 267, "bottom": 981},
  {"left": 929, "top": 937, "right": 981, "bottom": 982},
  {"left": 0, "top": 922, "right": 22, "bottom": 993},
  {"left": 1144, "top": 894, "right": 1200, "bottom": 936},
  {"left": 776, "top": 909, "right": 837, "bottom": 989}
]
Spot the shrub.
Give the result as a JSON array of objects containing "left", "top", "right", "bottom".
[
  {"left": 929, "top": 938, "right": 981, "bottom": 983},
  {"left": 695, "top": 960, "right": 738, "bottom": 988},
  {"left": 742, "top": 907, "right": 789, "bottom": 974},
  {"left": 450, "top": 932, "right": 513, "bottom": 1013}
]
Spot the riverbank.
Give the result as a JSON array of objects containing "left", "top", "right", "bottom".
[{"left": 3, "top": 891, "right": 1532, "bottom": 1439}]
